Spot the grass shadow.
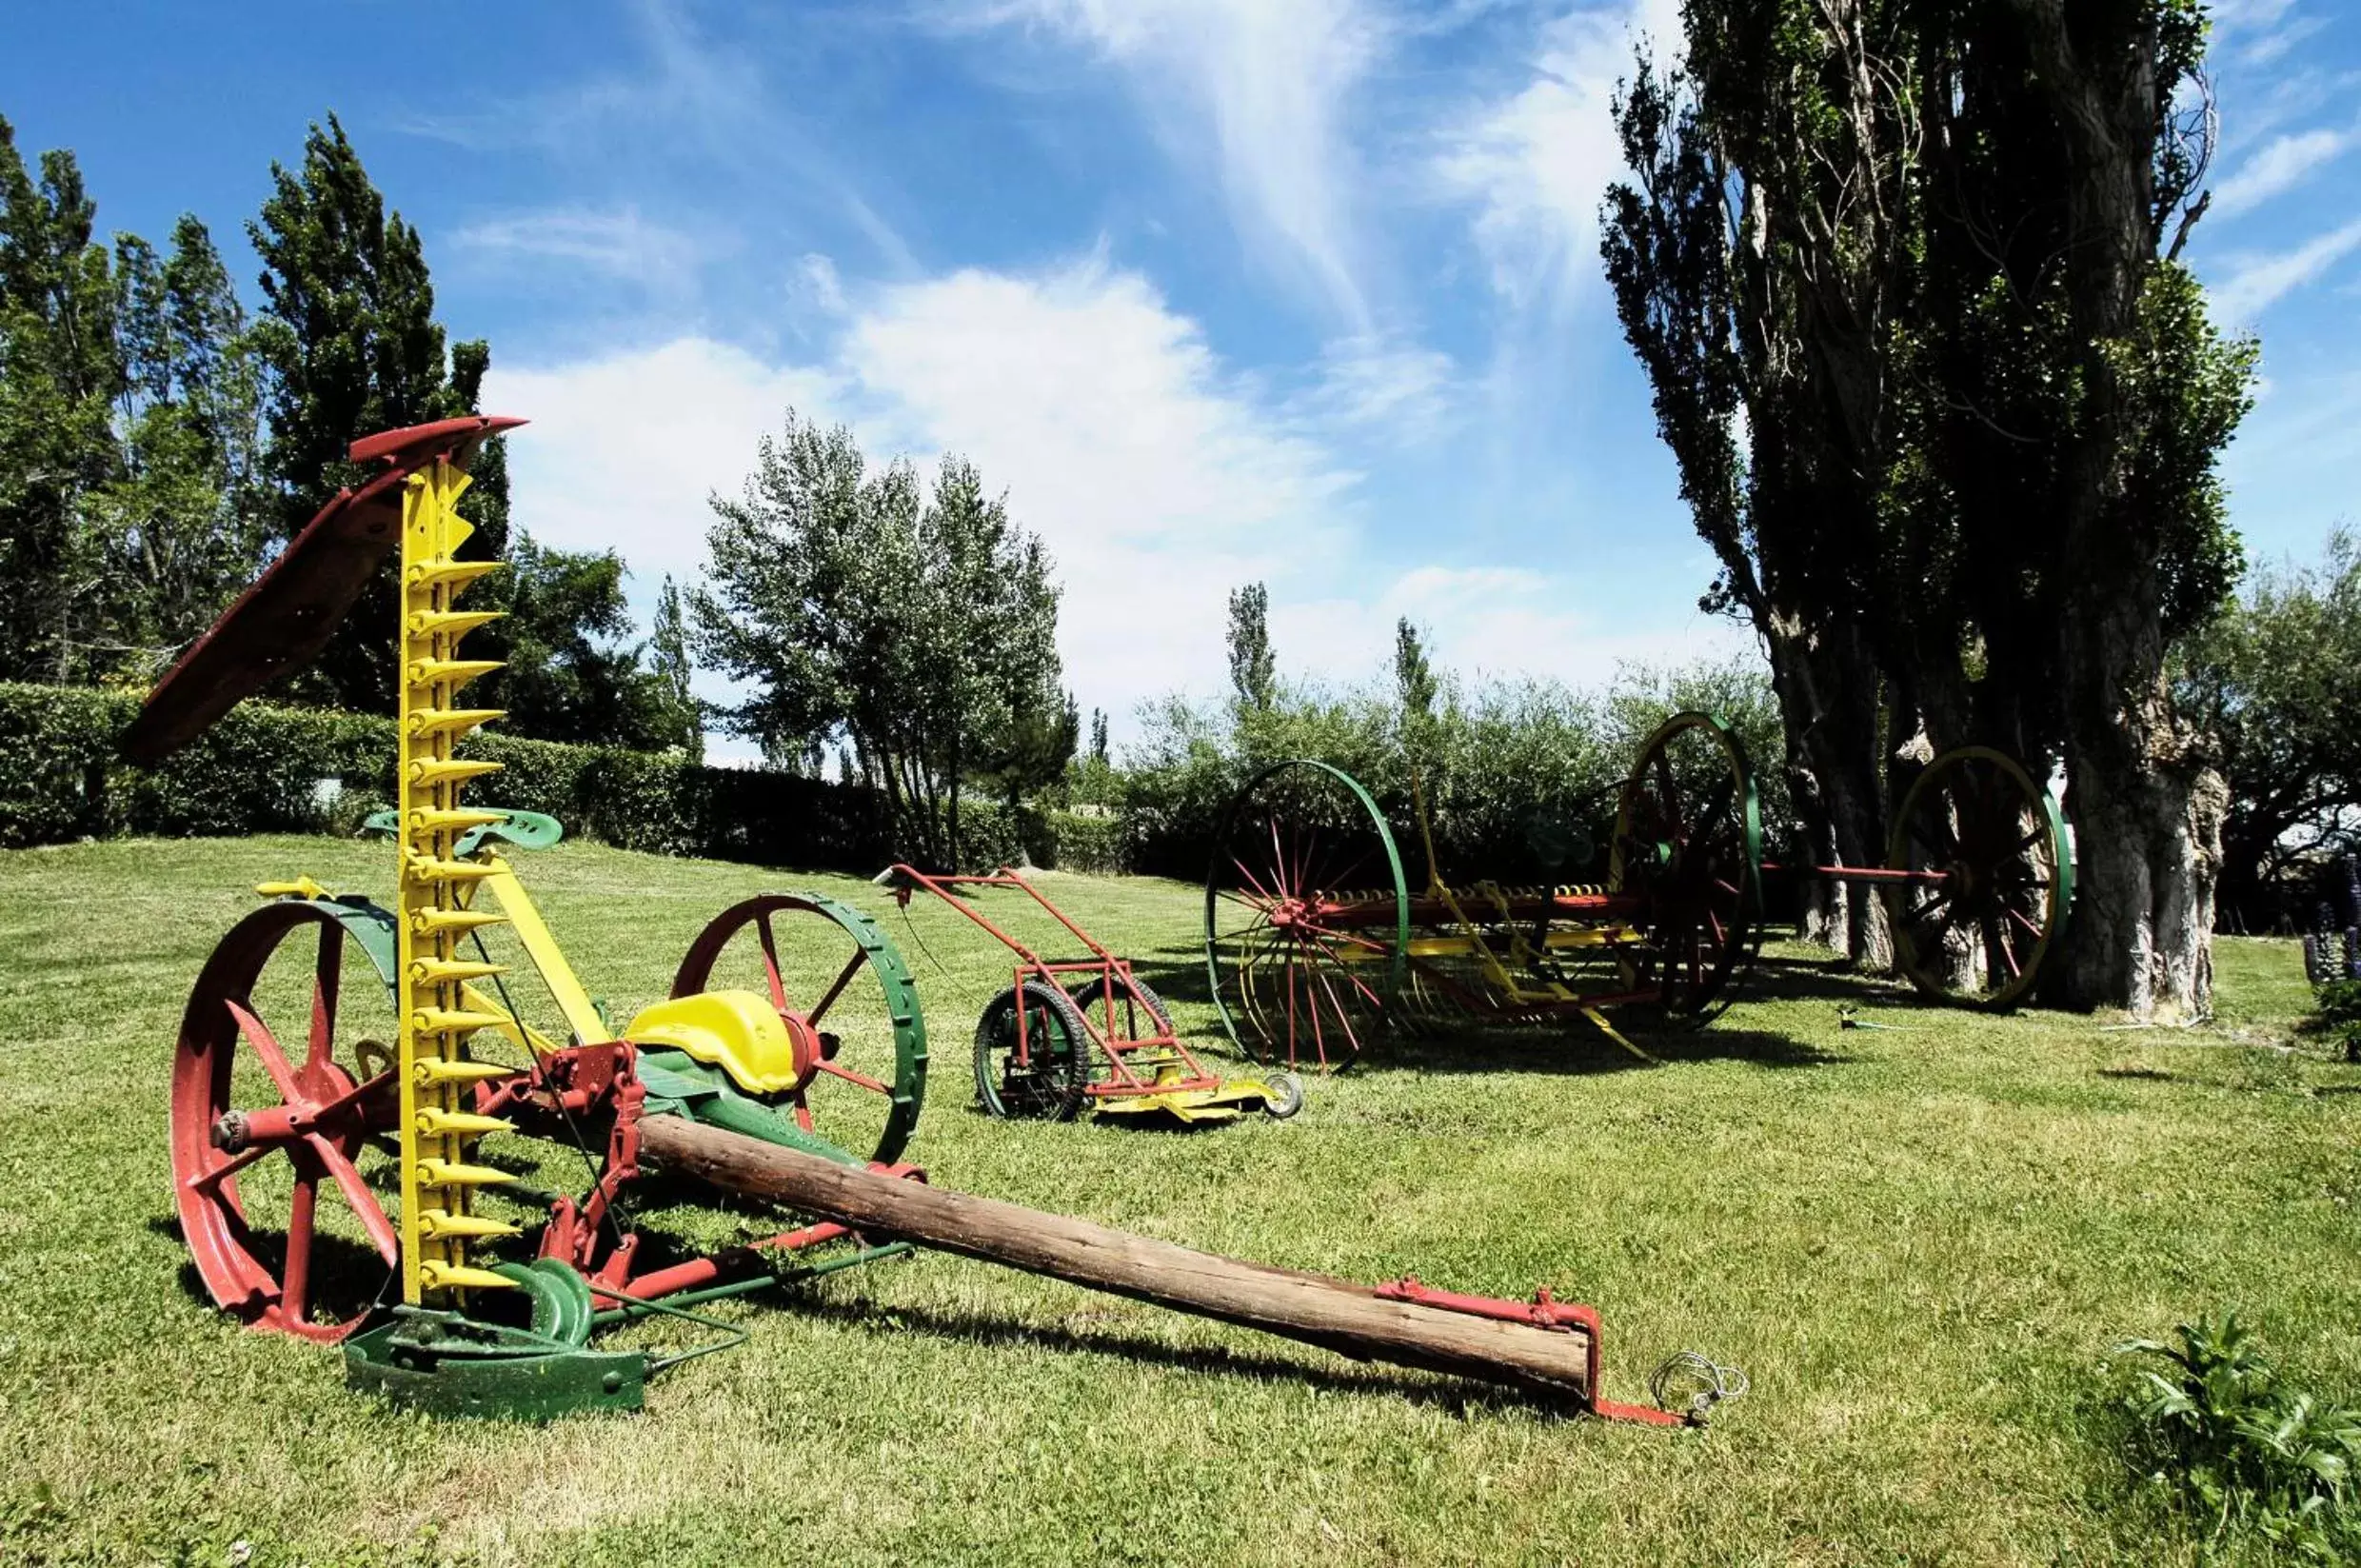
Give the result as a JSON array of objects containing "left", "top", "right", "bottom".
[{"left": 781, "top": 1289, "right": 1581, "bottom": 1419}]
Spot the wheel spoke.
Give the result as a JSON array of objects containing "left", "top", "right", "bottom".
[
  {"left": 226, "top": 999, "right": 302, "bottom": 1102},
  {"left": 309, "top": 923, "right": 343, "bottom": 1072},
  {"left": 282, "top": 1168, "right": 319, "bottom": 1321},
  {"left": 307, "top": 1134, "right": 399, "bottom": 1265},
  {"left": 804, "top": 950, "right": 867, "bottom": 1027},
  {"left": 755, "top": 913, "right": 791, "bottom": 1013},
  {"left": 815, "top": 1058, "right": 891, "bottom": 1095}
]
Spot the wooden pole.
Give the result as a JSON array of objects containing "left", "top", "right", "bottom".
[{"left": 636, "top": 1116, "right": 1594, "bottom": 1402}]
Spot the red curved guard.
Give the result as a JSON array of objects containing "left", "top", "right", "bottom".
[{"left": 121, "top": 415, "right": 526, "bottom": 764}]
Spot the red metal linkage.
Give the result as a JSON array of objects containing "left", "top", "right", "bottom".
[{"left": 1374, "top": 1277, "right": 1689, "bottom": 1426}]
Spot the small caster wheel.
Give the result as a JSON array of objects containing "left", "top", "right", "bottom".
[{"left": 1260, "top": 1070, "right": 1304, "bottom": 1120}]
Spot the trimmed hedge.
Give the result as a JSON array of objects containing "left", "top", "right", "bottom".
[{"left": 0, "top": 683, "right": 1140, "bottom": 877}]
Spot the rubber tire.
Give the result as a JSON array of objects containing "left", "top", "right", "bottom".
[
  {"left": 974, "top": 981, "right": 1096, "bottom": 1122},
  {"left": 1064, "top": 974, "right": 1174, "bottom": 1046},
  {"left": 1260, "top": 1069, "right": 1305, "bottom": 1120}
]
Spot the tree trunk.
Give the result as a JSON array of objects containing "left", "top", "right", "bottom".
[{"left": 1761, "top": 607, "right": 1892, "bottom": 966}]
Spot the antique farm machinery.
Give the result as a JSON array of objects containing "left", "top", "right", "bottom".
[
  {"left": 1203, "top": 716, "right": 2074, "bottom": 1072},
  {"left": 1204, "top": 712, "right": 1766, "bottom": 1071},
  {"left": 879, "top": 864, "right": 1301, "bottom": 1124},
  {"left": 131, "top": 416, "right": 1698, "bottom": 1422},
  {"left": 1762, "top": 747, "right": 2074, "bottom": 1010}
]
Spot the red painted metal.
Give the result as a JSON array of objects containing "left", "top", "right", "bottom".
[
  {"left": 887, "top": 865, "right": 1227, "bottom": 1101},
  {"left": 123, "top": 414, "right": 526, "bottom": 764},
  {"left": 1374, "top": 1277, "right": 1688, "bottom": 1426},
  {"left": 1761, "top": 862, "right": 1950, "bottom": 884}
]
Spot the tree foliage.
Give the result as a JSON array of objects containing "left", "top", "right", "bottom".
[
  {"left": 247, "top": 115, "right": 506, "bottom": 713},
  {"left": 478, "top": 535, "right": 698, "bottom": 753},
  {"left": 693, "top": 412, "right": 1063, "bottom": 868},
  {"left": 2173, "top": 532, "right": 2361, "bottom": 930},
  {"left": 1226, "top": 581, "right": 1276, "bottom": 713}
]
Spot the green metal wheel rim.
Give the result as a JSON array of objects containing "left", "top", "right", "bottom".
[
  {"left": 1202, "top": 757, "right": 1409, "bottom": 1065},
  {"left": 671, "top": 891, "right": 929, "bottom": 1165},
  {"left": 1884, "top": 745, "right": 2073, "bottom": 1012},
  {"left": 1609, "top": 710, "right": 1765, "bottom": 1024}
]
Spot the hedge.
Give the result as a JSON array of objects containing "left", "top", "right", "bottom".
[{"left": 0, "top": 684, "right": 1114, "bottom": 877}]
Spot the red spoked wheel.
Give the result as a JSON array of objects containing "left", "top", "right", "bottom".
[
  {"left": 1203, "top": 759, "right": 1409, "bottom": 1072},
  {"left": 1610, "top": 712, "right": 1764, "bottom": 1023},
  {"left": 671, "top": 892, "right": 927, "bottom": 1164},
  {"left": 171, "top": 901, "right": 404, "bottom": 1341}
]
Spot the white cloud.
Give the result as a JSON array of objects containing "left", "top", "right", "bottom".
[
  {"left": 954, "top": 0, "right": 1384, "bottom": 327},
  {"left": 1301, "top": 334, "right": 1458, "bottom": 435},
  {"left": 451, "top": 207, "right": 706, "bottom": 292},
  {"left": 1280, "top": 564, "right": 1755, "bottom": 694},
  {"left": 1433, "top": 0, "right": 1682, "bottom": 305},
  {"left": 842, "top": 256, "right": 1360, "bottom": 708},
  {"left": 2211, "top": 128, "right": 2355, "bottom": 218},
  {"left": 2211, "top": 216, "right": 2361, "bottom": 321}
]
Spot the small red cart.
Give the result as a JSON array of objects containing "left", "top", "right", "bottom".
[{"left": 883, "top": 864, "right": 1301, "bottom": 1125}]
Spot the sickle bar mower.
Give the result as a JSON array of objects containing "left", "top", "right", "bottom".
[
  {"left": 883, "top": 864, "right": 1300, "bottom": 1124},
  {"left": 138, "top": 417, "right": 1696, "bottom": 1424}
]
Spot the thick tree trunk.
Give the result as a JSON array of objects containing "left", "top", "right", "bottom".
[
  {"left": 1761, "top": 608, "right": 1892, "bottom": 966},
  {"left": 2057, "top": 594, "right": 2224, "bottom": 1018}
]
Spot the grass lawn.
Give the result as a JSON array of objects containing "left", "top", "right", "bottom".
[{"left": 2, "top": 833, "right": 2355, "bottom": 1566}]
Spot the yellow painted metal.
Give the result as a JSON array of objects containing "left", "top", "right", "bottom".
[
  {"left": 254, "top": 876, "right": 330, "bottom": 900},
  {"left": 477, "top": 861, "right": 607, "bottom": 1047},
  {"left": 623, "top": 989, "right": 797, "bottom": 1094},
  {"left": 393, "top": 458, "right": 514, "bottom": 1305}
]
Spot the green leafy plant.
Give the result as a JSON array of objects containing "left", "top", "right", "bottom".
[
  {"left": 2311, "top": 980, "right": 2361, "bottom": 1063},
  {"left": 2118, "top": 1313, "right": 2361, "bottom": 1558}
]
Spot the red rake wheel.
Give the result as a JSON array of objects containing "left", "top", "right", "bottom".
[
  {"left": 1610, "top": 712, "right": 1764, "bottom": 1024},
  {"left": 1885, "top": 745, "right": 2073, "bottom": 1010},
  {"left": 171, "top": 901, "right": 404, "bottom": 1341},
  {"left": 1204, "top": 759, "right": 1408, "bottom": 1072},
  {"left": 671, "top": 893, "right": 927, "bottom": 1164}
]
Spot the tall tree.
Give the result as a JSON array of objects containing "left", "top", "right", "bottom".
[
  {"left": 649, "top": 574, "right": 703, "bottom": 762},
  {"left": 481, "top": 535, "right": 688, "bottom": 751},
  {"left": 0, "top": 116, "right": 122, "bottom": 684},
  {"left": 694, "top": 413, "right": 1063, "bottom": 868},
  {"left": 1603, "top": 0, "right": 2250, "bottom": 1015},
  {"left": 247, "top": 116, "right": 503, "bottom": 713},
  {"left": 1227, "top": 582, "right": 1276, "bottom": 714}
]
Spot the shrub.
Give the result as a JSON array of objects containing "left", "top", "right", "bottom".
[{"left": 2119, "top": 1313, "right": 2361, "bottom": 1558}]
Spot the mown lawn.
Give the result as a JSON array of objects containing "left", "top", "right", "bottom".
[{"left": 1, "top": 834, "right": 2354, "bottom": 1566}]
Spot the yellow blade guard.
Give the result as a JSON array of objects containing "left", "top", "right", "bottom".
[{"left": 395, "top": 460, "right": 519, "bottom": 1304}]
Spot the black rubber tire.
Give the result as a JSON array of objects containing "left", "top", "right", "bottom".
[
  {"left": 974, "top": 981, "right": 1095, "bottom": 1121},
  {"left": 1261, "top": 1069, "right": 1305, "bottom": 1120},
  {"left": 1064, "top": 974, "right": 1174, "bottom": 1047}
]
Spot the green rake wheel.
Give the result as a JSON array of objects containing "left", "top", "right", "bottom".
[
  {"left": 1610, "top": 711, "right": 1765, "bottom": 1024},
  {"left": 1884, "top": 745, "right": 2073, "bottom": 1010},
  {"left": 1203, "top": 759, "right": 1409, "bottom": 1071}
]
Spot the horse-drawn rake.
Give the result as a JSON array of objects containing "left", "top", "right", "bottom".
[
  {"left": 880, "top": 864, "right": 1301, "bottom": 1124},
  {"left": 1203, "top": 718, "right": 2073, "bottom": 1071},
  {"left": 130, "top": 416, "right": 1699, "bottom": 1423}
]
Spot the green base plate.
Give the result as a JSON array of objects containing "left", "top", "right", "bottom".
[{"left": 345, "top": 1307, "right": 647, "bottom": 1420}]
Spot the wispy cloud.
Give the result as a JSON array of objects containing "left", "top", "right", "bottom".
[
  {"left": 2211, "top": 216, "right": 2361, "bottom": 320},
  {"left": 1300, "top": 335, "right": 1458, "bottom": 436},
  {"left": 2211, "top": 127, "right": 2357, "bottom": 217},
  {"left": 451, "top": 207, "right": 707, "bottom": 294},
  {"left": 949, "top": 0, "right": 1386, "bottom": 329},
  {"left": 1432, "top": 0, "right": 1682, "bottom": 306}
]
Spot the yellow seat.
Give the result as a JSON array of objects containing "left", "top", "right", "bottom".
[{"left": 624, "top": 989, "right": 799, "bottom": 1096}]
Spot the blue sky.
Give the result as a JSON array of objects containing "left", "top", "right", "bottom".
[{"left": 6, "top": 0, "right": 2357, "bottom": 757}]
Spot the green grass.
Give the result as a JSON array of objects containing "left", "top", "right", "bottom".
[{"left": 3, "top": 835, "right": 2357, "bottom": 1566}]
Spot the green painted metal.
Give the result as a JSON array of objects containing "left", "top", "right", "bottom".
[
  {"left": 496, "top": 1258, "right": 596, "bottom": 1347},
  {"left": 344, "top": 1308, "right": 647, "bottom": 1419},
  {"left": 358, "top": 805, "right": 565, "bottom": 856},
  {"left": 1202, "top": 758, "right": 1411, "bottom": 1062},
  {"left": 1612, "top": 709, "right": 1765, "bottom": 1025},
  {"left": 636, "top": 1049, "right": 865, "bottom": 1166}
]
